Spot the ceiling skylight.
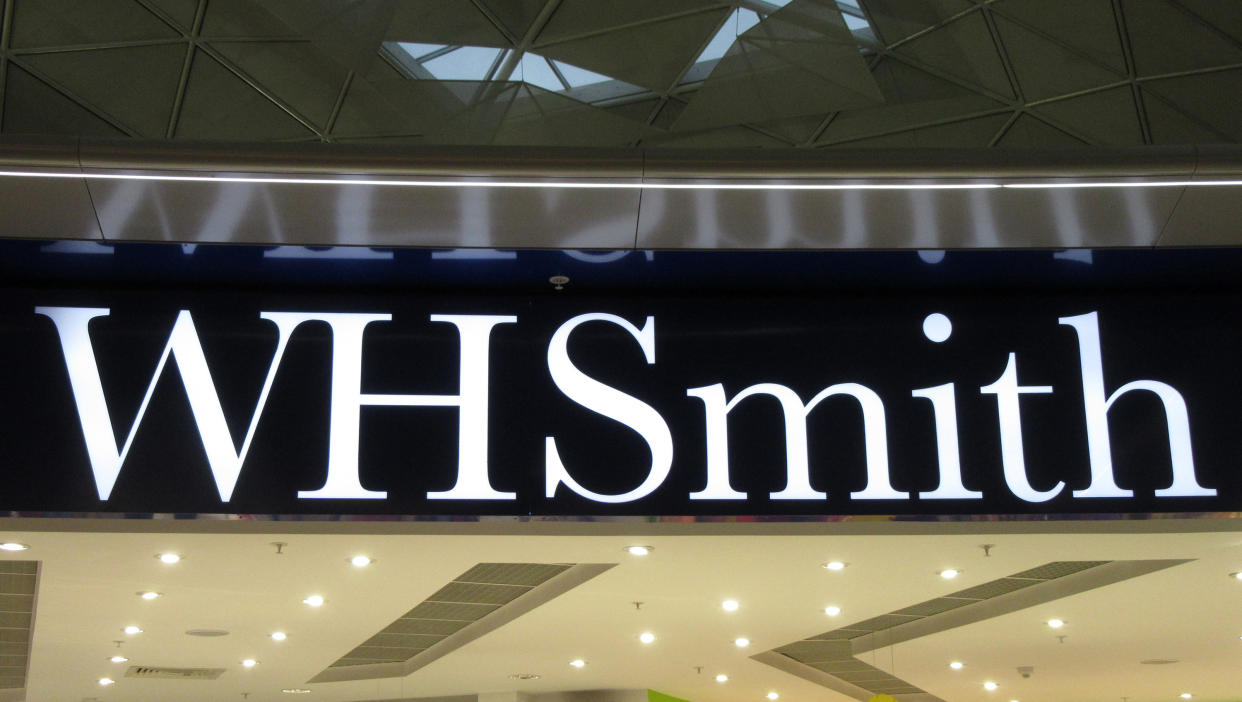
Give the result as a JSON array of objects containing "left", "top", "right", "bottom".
[{"left": 421, "top": 45, "right": 504, "bottom": 81}]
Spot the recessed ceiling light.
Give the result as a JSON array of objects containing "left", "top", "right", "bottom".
[
  {"left": 626, "top": 546, "right": 651, "bottom": 556},
  {"left": 734, "top": 637, "right": 750, "bottom": 648},
  {"left": 949, "top": 661, "right": 964, "bottom": 670},
  {"left": 281, "top": 689, "right": 311, "bottom": 694},
  {"left": 109, "top": 655, "right": 128, "bottom": 664},
  {"left": 1231, "top": 572, "right": 1242, "bottom": 580},
  {"left": 303, "top": 595, "right": 324, "bottom": 607},
  {"left": 1181, "top": 695, "right": 1192, "bottom": 700},
  {"left": 98, "top": 678, "right": 115, "bottom": 686},
  {"left": 823, "top": 561, "right": 847, "bottom": 571},
  {"left": 715, "top": 674, "right": 728, "bottom": 683},
  {"left": 241, "top": 659, "right": 258, "bottom": 668},
  {"left": 138, "top": 591, "right": 161, "bottom": 600},
  {"left": 824, "top": 605, "right": 841, "bottom": 617},
  {"left": 984, "top": 681, "right": 998, "bottom": 691},
  {"left": 722, "top": 599, "right": 739, "bottom": 612},
  {"left": 123, "top": 626, "right": 142, "bottom": 635},
  {"left": 569, "top": 659, "right": 586, "bottom": 668},
  {"left": 939, "top": 569, "right": 960, "bottom": 579},
  {"left": 639, "top": 632, "right": 656, "bottom": 644},
  {"left": 767, "top": 693, "right": 779, "bottom": 700},
  {"left": 349, "top": 555, "right": 373, "bottom": 567},
  {"left": 157, "top": 553, "right": 181, "bottom": 564},
  {"left": 0, "top": 543, "right": 28, "bottom": 551},
  {"left": 271, "top": 631, "right": 287, "bottom": 641},
  {"left": 1047, "top": 619, "right": 1065, "bottom": 628}
]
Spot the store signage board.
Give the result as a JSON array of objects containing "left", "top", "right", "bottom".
[{"left": 0, "top": 289, "right": 1238, "bottom": 517}]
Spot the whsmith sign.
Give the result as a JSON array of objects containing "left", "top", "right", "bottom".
[{"left": 0, "top": 290, "right": 1238, "bottom": 517}]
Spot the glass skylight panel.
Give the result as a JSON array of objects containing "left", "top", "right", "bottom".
[
  {"left": 422, "top": 45, "right": 503, "bottom": 81},
  {"left": 397, "top": 42, "right": 449, "bottom": 61},
  {"left": 549, "top": 60, "right": 612, "bottom": 89},
  {"left": 517, "top": 54, "right": 565, "bottom": 91}
]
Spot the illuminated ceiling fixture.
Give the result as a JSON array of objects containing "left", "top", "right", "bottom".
[
  {"left": 639, "top": 632, "right": 656, "bottom": 644},
  {"left": 157, "top": 553, "right": 181, "bottom": 564},
  {"left": 715, "top": 674, "right": 729, "bottom": 683},
  {"left": 349, "top": 555, "right": 373, "bottom": 568},
  {"left": 949, "top": 661, "right": 964, "bottom": 670},
  {"left": 1181, "top": 695, "right": 1193, "bottom": 700},
  {"left": 984, "top": 682, "right": 999, "bottom": 691},
  {"left": 282, "top": 689, "right": 311, "bottom": 694},
  {"left": 138, "top": 591, "right": 161, "bottom": 600},
  {"left": 0, "top": 543, "right": 28, "bottom": 551},
  {"left": 271, "top": 631, "right": 287, "bottom": 641},
  {"left": 302, "top": 595, "right": 324, "bottom": 607},
  {"left": 109, "top": 655, "right": 128, "bottom": 664},
  {"left": 1231, "top": 572, "right": 1242, "bottom": 580},
  {"left": 569, "top": 659, "right": 586, "bottom": 668},
  {"left": 98, "top": 677, "right": 115, "bottom": 686},
  {"left": 123, "top": 626, "right": 142, "bottom": 635},
  {"left": 824, "top": 606, "right": 841, "bottom": 617},
  {"left": 1047, "top": 619, "right": 1065, "bottom": 628},
  {"left": 241, "top": 659, "right": 258, "bottom": 668},
  {"left": 626, "top": 546, "right": 651, "bottom": 556},
  {"left": 722, "top": 599, "right": 739, "bottom": 612},
  {"left": 939, "top": 569, "right": 960, "bottom": 579},
  {"left": 735, "top": 637, "right": 750, "bottom": 648},
  {"left": 767, "top": 693, "right": 779, "bottom": 700},
  {"left": 823, "top": 561, "right": 847, "bottom": 571}
]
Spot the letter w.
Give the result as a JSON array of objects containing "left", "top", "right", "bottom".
[{"left": 36, "top": 307, "right": 301, "bottom": 502}]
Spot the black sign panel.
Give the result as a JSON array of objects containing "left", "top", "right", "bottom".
[{"left": 1, "top": 286, "right": 1239, "bottom": 517}]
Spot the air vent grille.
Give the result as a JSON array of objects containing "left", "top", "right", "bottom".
[
  {"left": 124, "top": 666, "right": 225, "bottom": 680},
  {"left": 0, "top": 561, "right": 36, "bottom": 691},
  {"left": 328, "top": 563, "right": 571, "bottom": 669},
  {"left": 1009, "top": 561, "right": 1110, "bottom": 580}
]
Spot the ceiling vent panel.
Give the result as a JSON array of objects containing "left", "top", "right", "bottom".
[
  {"left": 946, "top": 576, "right": 1038, "bottom": 600},
  {"left": 893, "top": 596, "right": 973, "bottom": 617},
  {"left": 1008, "top": 560, "right": 1110, "bottom": 580},
  {"left": 426, "top": 581, "right": 531, "bottom": 606},
  {"left": 403, "top": 601, "right": 500, "bottom": 621},
  {"left": 840, "top": 614, "right": 923, "bottom": 633},
  {"left": 774, "top": 639, "right": 853, "bottom": 662},
  {"left": 455, "top": 562, "right": 571, "bottom": 586},
  {"left": 806, "top": 628, "right": 867, "bottom": 640},
  {"left": 123, "top": 666, "right": 225, "bottom": 680}
]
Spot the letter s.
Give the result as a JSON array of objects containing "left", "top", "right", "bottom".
[{"left": 545, "top": 313, "right": 673, "bottom": 503}]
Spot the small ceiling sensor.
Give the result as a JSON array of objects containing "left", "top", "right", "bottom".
[
  {"left": 157, "top": 552, "right": 181, "bottom": 564},
  {"left": 302, "top": 595, "right": 325, "bottom": 607},
  {"left": 639, "top": 632, "right": 656, "bottom": 644},
  {"left": 722, "top": 599, "right": 739, "bottom": 612},
  {"left": 0, "top": 543, "right": 28, "bottom": 551},
  {"left": 569, "top": 659, "right": 586, "bottom": 668},
  {"left": 734, "top": 637, "right": 750, "bottom": 648},
  {"left": 823, "top": 561, "right": 847, "bottom": 571},
  {"left": 824, "top": 605, "right": 841, "bottom": 617},
  {"left": 123, "top": 626, "right": 143, "bottom": 635},
  {"left": 949, "top": 661, "right": 964, "bottom": 670},
  {"left": 984, "top": 681, "right": 998, "bottom": 691},
  {"left": 349, "top": 555, "right": 373, "bottom": 567},
  {"left": 626, "top": 545, "right": 652, "bottom": 556},
  {"left": 939, "top": 569, "right": 960, "bottom": 579},
  {"left": 271, "top": 631, "right": 288, "bottom": 641},
  {"left": 715, "top": 674, "right": 728, "bottom": 683},
  {"left": 109, "top": 655, "right": 128, "bottom": 664},
  {"left": 1047, "top": 619, "right": 1065, "bottom": 629},
  {"left": 138, "top": 591, "right": 161, "bottom": 600}
]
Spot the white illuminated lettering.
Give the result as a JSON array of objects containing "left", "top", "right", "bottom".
[
  {"left": 912, "top": 383, "right": 981, "bottom": 499},
  {"left": 545, "top": 313, "right": 673, "bottom": 503},
  {"left": 980, "top": 353, "right": 1063, "bottom": 503},
  {"left": 1059, "top": 311, "right": 1213, "bottom": 497},
  {"left": 36, "top": 306, "right": 301, "bottom": 501},
  {"left": 687, "top": 382, "right": 904, "bottom": 501}
]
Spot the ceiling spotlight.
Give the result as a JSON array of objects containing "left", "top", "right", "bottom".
[
  {"left": 349, "top": 555, "right": 372, "bottom": 567},
  {"left": 639, "top": 632, "right": 656, "bottom": 644},
  {"left": 984, "top": 681, "right": 998, "bottom": 691},
  {"left": 157, "top": 552, "right": 181, "bottom": 564},
  {"left": 715, "top": 674, "right": 728, "bottom": 683},
  {"left": 823, "top": 561, "right": 847, "bottom": 571},
  {"left": 98, "top": 677, "right": 115, "bottom": 686},
  {"left": 722, "top": 599, "right": 740, "bottom": 612},
  {"left": 626, "top": 546, "right": 651, "bottom": 556},
  {"left": 735, "top": 637, "right": 750, "bottom": 648},
  {"left": 138, "top": 591, "right": 161, "bottom": 600},
  {"left": 569, "top": 659, "right": 586, "bottom": 668},
  {"left": 1181, "top": 695, "right": 1193, "bottom": 700},
  {"left": 123, "top": 626, "right": 142, "bottom": 635},
  {"left": 241, "top": 659, "right": 258, "bottom": 668},
  {"left": 271, "top": 631, "right": 287, "bottom": 641},
  {"left": 939, "top": 569, "right": 960, "bottom": 579},
  {"left": 302, "top": 595, "right": 324, "bottom": 607},
  {"left": 767, "top": 693, "right": 780, "bottom": 700},
  {"left": 1232, "top": 572, "right": 1242, "bottom": 580},
  {"left": 824, "top": 605, "right": 841, "bottom": 617},
  {"left": 0, "top": 543, "right": 28, "bottom": 551},
  {"left": 949, "top": 661, "right": 964, "bottom": 670},
  {"left": 1047, "top": 619, "right": 1065, "bottom": 629},
  {"left": 109, "top": 655, "right": 128, "bottom": 664}
]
